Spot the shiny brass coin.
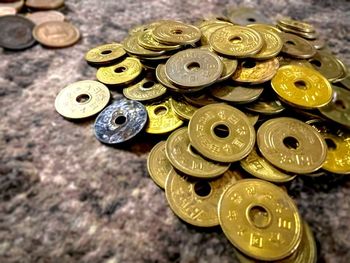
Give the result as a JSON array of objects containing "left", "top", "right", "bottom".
[
  {"left": 188, "top": 103, "right": 256, "bottom": 163},
  {"left": 0, "top": 6, "right": 16, "bottom": 16},
  {"left": 245, "top": 92, "right": 285, "bottom": 115},
  {"left": 85, "top": 43, "right": 126, "bottom": 65},
  {"left": 145, "top": 98, "right": 183, "bottom": 134},
  {"left": 170, "top": 97, "right": 198, "bottom": 120},
  {"left": 257, "top": 117, "right": 327, "bottom": 173},
  {"left": 165, "top": 49, "right": 223, "bottom": 88},
  {"left": 218, "top": 179, "right": 301, "bottom": 261},
  {"left": 197, "top": 18, "right": 232, "bottom": 28},
  {"left": 232, "top": 58, "right": 279, "bottom": 84},
  {"left": 247, "top": 24, "right": 283, "bottom": 60},
  {"left": 240, "top": 147, "right": 296, "bottom": 183},
  {"left": 153, "top": 21, "right": 201, "bottom": 45},
  {"left": 96, "top": 57, "right": 143, "bottom": 86},
  {"left": 165, "top": 167, "right": 240, "bottom": 227},
  {"left": 280, "top": 32, "right": 316, "bottom": 59},
  {"left": 32, "top": 21, "right": 80, "bottom": 48},
  {"left": 226, "top": 7, "right": 272, "bottom": 25},
  {"left": 307, "top": 119, "right": 350, "bottom": 174},
  {"left": 278, "top": 17, "right": 315, "bottom": 33},
  {"left": 166, "top": 127, "right": 230, "bottom": 178},
  {"left": 210, "top": 25, "right": 263, "bottom": 58},
  {"left": 26, "top": 0, "right": 64, "bottom": 10},
  {"left": 122, "top": 34, "right": 165, "bottom": 57},
  {"left": 319, "top": 85, "right": 350, "bottom": 128},
  {"left": 308, "top": 51, "right": 344, "bottom": 81},
  {"left": 26, "top": 11, "right": 65, "bottom": 25},
  {"left": 210, "top": 82, "right": 263, "bottom": 104},
  {"left": 55, "top": 80, "right": 110, "bottom": 119},
  {"left": 138, "top": 30, "right": 181, "bottom": 51},
  {"left": 277, "top": 23, "right": 318, "bottom": 40},
  {"left": 200, "top": 21, "right": 231, "bottom": 45},
  {"left": 271, "top": 65, "right": 333, "bottom": 109},
  {"left": 184, "top": 92, "right": 219, "bottom": 107},
  {"left": 0, "top": 0, "right": 23, "bottom": 11},
  {"left": 147, "top": 141, "right": 172, "bottom": 189},
  {"left": 278, "top": 56, "right": 314, "bottom": 69}
]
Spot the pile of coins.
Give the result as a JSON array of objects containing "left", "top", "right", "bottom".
[
  {"left": 0, "top": 0, "right": 80, "bottom": 50},
  {"left": 54, "top": 7, "right": 350, "bottom": 262}
]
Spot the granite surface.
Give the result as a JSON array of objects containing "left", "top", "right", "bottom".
[{"left": 1, "top": 0, "right": 350, "bottom": 262}]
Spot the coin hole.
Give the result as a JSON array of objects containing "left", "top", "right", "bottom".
[
  {"left": 213, "top": 124, "right": 230, "bottom": 138},
  {"left": 230, "top": 36, "right": 243, "bottom": 44},
  {"left": 101, "top": 50, "right": 112, "bottom": 55},
  {"left": 283, "top": 136, "right": 299, "bottom": 150},
  {"left": 186, "top": 62, "right": 201, "bottom": 71},
  {"left": 294, "top": 80, "right": 307, "bottom": 90},
  {"left": 325, "top": 138, "right": 337, "bottom": 150},
  {"left": 286, "top": 40, "right": 296, "bottom": 46},
  {"left": 242, "top": 60, "right": 256, "bottom": 69},
  {"left": 247, "top": 18, "right": 256, "bottom": 22},
  {"left": 76, "top": 94, "right": 90, "bottom": 103},
  {"left": 194, "top": 181, "right": 212, "bottom": 197},
  {"left": 114, "top": 115, "right": 127, "bottom": 125},
  {"left": 248, "top": 205, "right": 271, "bottom": 228},
  {"left": 310, "top": 59, "right": 322, "bottom": 68},
  {"left": 335, "top": 99, "right": 347, "bottom": 110},
  {"left": 171, "top": 29, "right": 183, "bottom": 35},
  {"left": 154, "top": 106, "right": 168, "bottom": 116},
  {"left": 142, "top": 81, "right": 155, "bottom": 89},
  {"left": 114, "top": 66, "right": 127, "bottom": 73}
]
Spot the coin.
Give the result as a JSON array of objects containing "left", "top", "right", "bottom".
[
  {"left": 170, "top": 97, "right": 198, "bottom": 120},
  {"left": 240, "top": 147, "right": 297, "bottom": 183},
  {"left": 33, "top": 21, "right": 80, "bottom": 48},
  {"left": 85, "top": 43, "right": 126, "bottom": 65},
  {"left": 307, "top": 37, "right": 325, "bottom": 50},
  {"left": 257, "top": 117, "right": 327, "bottom": 174},
  {"left": 246, "top": 112, "right": 259, "bottom": 126},
  {"left": 55, "top": 80, "right": 110, "bottom": 120},
  {"left": 145, "top": 98, "right": 183, "bottom": 134},
  {"left": 166, "top": 127, "right": 230, "bottom": 178},
  {"left": 122, "top": 34, "right": 166, "bottom": 57},
  {"left": 210, "top": 25, "right": 263, "bottom": 58},
  {"left": 280, "top": 32, "right": 316, "bottom": 59},
  {"left": 96, "top": 57, "right": 143, "bottom": 86},
  {"left": 277, "top": 23, "right": 318, "bottom": 40},
  {"left": 271, "top": 65, "right": 333, "bottom": 109},
  {"left": 278, "top": 17, "right": 315, "bottom": 33},
  {"left": 245, "top": 92, "right": 285, "bottom": 115},
  {"left": 232, "top": 58, "right": 279, "bottom": 84},
  {"left": 165, "top": 49, "right": 223, "bottom": 88},
  {"left": 183, "top": 92, "right": 219, "bottom": 107},
  {"left": 165, "top": 167, "right": 240, "bottom": 227},
  {"left": 333, "top": 59, "right": 349, "bottom": 83},
  {"left": 200, "top": 21, "right": 232, "bottom": 45},
  {"left": 319, "top": 85, "right": 350, "bottom": 128},
  {"left": 226, "top": 7, "right": 272, "bottom": 25},
  {"left": 278, "top": 56, "right": 314, "bottom": 69},
  {"left": 138, "top": 30, "right": 181, "bottom": 51},
  {"left": 94, "top": 98, "right": 148, "bottom": 144},
  {"left": 26, "top": 10, "right": 65, "bottom": 25},
  {"left": 0, "top": 0, "right": 23, "bottom": 11},
  {"left": 0, "top": 6, "right": 16, "bottom": 16},
  {"left": 218, "top": 179, "right": 302, "bottom": 261},
  {"left": 147, "top": 141, "right": 172, "bottom": 189},
  {"left": 188, "top": 103, "right": 256, "bottom": 163},
  {"left": 25, "top": 0, "right": 64, "bottom": 10},
  {"left": 0, "top": 15, "right": 36, "bottom": 50},
  {"left": 308, "top": 51, "right": 344, "bottom": 81}
]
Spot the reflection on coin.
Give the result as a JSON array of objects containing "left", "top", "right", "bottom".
[{"left": 85, "top": 43, "right": 126, "bottom": 65}]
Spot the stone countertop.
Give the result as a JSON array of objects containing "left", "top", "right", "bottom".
[{"left": 0, "top": 0, "right": 350, "bottom": 262}]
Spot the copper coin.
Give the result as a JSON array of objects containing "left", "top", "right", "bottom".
[
  {"left": 0, "top": 6, "right": 16, "bottom": 16},
  {"left": 26, "top": 10, "right": 65, "bottom": 25},
  {"left": 25, "top": 0, "right": 64, "bottom": 10}
]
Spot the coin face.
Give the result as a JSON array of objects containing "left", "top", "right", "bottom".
[
  {"left": 147, "top": 141, "right": 172, "bottom": 189},
  {"left": 245, "top": 92, "right": 285, "bottom": 115},
  {"left": 277, "top": 23, "right": 318, "bottom": 40},
  {"left": 165, "top": 167, "right": 240, "bottom": 227},
  {"left": 55, "top": 80, "right": 110, "bottom": 119},
  {"left": 309, "top": 51, "right": 344, "bottom": 81},
  {"left": 123, "top": 76, "right": 167, "bottom": 101},
  {"left": 170, "top": 97, "right": 198, "bottom": 120},
  {"left": 210, "top": 25, "right": 263, "bottom": 58},
  {"left": 33, "top": 21, "right": 80, "bottom": 48},
  {"left": 138, "top": 30, "right": 180, "bottom": 51},
  {"left": 210, "top": 83, "right": 263, "bottom": 104},
  {"left": 94, "top": 99, "right": 147, "bottom": 144},
  {"left": 122, "top": 34, "right": 165, "bottom": 57},
  {"left": 25, "top": 0, "right": 64, "bottom": 10},
  {"left": 257, "top": 117, "right": 327, "bottom": 173},
  {"left": 218, "top": 179, "right": 302, "bottom": 261},
  {"left": 200, "top": 21, "right": 231, "bottom": 45},
  {"left": 96, "top": 57, "right": 143, "bottom": 86},
  {"left": 26, "top": 10, "right": 65, "bottom": 25},
  {"left": 184, "top": 92, "right": 219, "bottom": 107},
  {"left": 0, "top": 6, "right": 16, "bottom": 16},
  {"left": 165, "top": 49, "right": 223, "bottom": 88},
  {"left": 271, "top": 65, "right": 333, "bottom": 109},
  {"left": 278, "top": 17, "right": 315, "bottom": 33},
  {"left": 188, "top": 104, "right": 256, "bottom": 162},
  {"left": 85, "top": 43, "right": 126, "bottom": 65},
  {"left": 166, "top": 127, "right": 230, "bottom": 178},
  {"left": 280, "top": 32, "right": 316, "bottom": 59},
  {"left": 0, "top": 15, "right": 36, "bottom": 50}
]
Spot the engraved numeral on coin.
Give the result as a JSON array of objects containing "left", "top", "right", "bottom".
[
  {"left": 250, "top": 233, "right": 263, "bottom": 248},
  {"left": 278, "top": 217, "right": 292, "bottom": 230}
]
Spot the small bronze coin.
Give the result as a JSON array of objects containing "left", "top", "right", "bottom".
[
  {"left": 94, "top": 98, "right": 148, "bottom": 144},
  {"left": 170, "top": 97, "right": 198, "bottom": 120},
  {"left": 85, "top": 43, "right": 126, "bottom": 65},
  {"left": 257, "top": 117, "right": 327, "bottom": 174},
  {"left": 0, "top": 15, "right": 36, "bottom": 50},
  {"left": 245, "top": 92, "right": 285, "bottom": 115},
  {"left": 33, "top": 21, "right": 80, "bottom": 48},
  {"left": 25, "top": 0, "right": 64, "bottom": 10},
  {"left": 309, "top": 51, "right": 344, "bottom": 81},
  {"left": 26, "top": 10, "right": 65, "bottom": 25},
  {"left": 280, "top": 32, "right": 316, "bottom": 59}
]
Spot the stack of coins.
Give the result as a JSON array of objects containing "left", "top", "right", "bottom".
[
  {"left": 54, "top": 7, "right": 349, "bottom": 263},
  {"left": 0, "top": 0, "right": 80, "bottom": 50}
]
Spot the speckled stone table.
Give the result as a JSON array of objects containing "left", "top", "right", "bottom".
[{"left": 0, "top": 0, "right": 350, "bottom": 262}]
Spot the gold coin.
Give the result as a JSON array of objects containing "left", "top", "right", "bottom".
[
  {"left": 307, "top": 37, "right": 325, "bottom": 50},
  {"left": 55, "top": 80, "right": 110, "bottom": 119},
  {"left": 188, "top": 103, "right": 256, "bottom": 163},
  {"left": 209, "top": 25, "right": 263, "bottom": 58},
  {"left": 170, "top": 97, "right": 198, "bottom": 120},
  {"left": 96, "top": 57, "right": 143, "bottom": 86},
  {"left": 245, "top": 92, "right": 285, "bottom": 115},
  {"left": 122, "top": 34, "right": 165, "bottom": 57},
  {"left": 271, "top": 65, "right": 333, "bottom": 109},
  {"left": 166, "top": 127, "right": 230, "bottom": 178},
  {"left": 277, "top": 23, "right": 318, "bottom": 40},
  {"left": 33, "top": 21, "right": 80, "bottom": 48},
  {"left": 280, "top": 32, "right": 316, "bottom": 58},
  {"left": 246, "top": 112, "right": 259, "bottom": 126},
  {"left": 218, "top": 179, "right": 302, "bottom": 261},
  {"left": 307, "top": 119, "right": 350, "bottom": 174},
  {"left": 247, "top": 24, "right": 283, "bottom": 60},
  {"left": 137, "top": 30, "right": 181, "bottom": 51},
  {"left": 309, "top": 51, "right": 344, "bottom": 81},
  {"left": 153, "top": 20, "right": 201, "bottom": 45},
  {"left": 26, "top": 0, "right": 64, "bottom": 10},
  {"left": 147, "top": 141, "right": 172, "bottom": 189},
  {"left": 165, "top": 167, "right": 241, "bottom": 227},
  {"left": 26, "top": 10, "right": 65, "bottom": 25},
  {"left": 183, "top": 92, "right": 219, "bottom": 107},
  {"left": 233, "top": 58, "right": 279, "bottom": 84},
  {"left": 85, "top": 43, "right": 126, "bottom": 65},
  {"left": 257, "top": 117, "right": 327, "bottom": 174},
  {"left": 240, "top": 147, "right": 297, "bottom": 183},
  {"left": 278, "top": 56, "right": 314, "bottom": 69},
  {"left": 200, "top": 21, "right": 232, "bottom": 45},
  {"left": 145, "top": 98, "right": 183, "bottom": 134},
  {"left": 278, "top": 17, "right": 315, "bottom": 33}
]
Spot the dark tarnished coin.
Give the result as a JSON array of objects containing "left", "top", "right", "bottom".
[
  {"left": 25, "top": 0, "right": 64, "bottom": 10},
  {"left": 85, "top": 43, "right": 126, "bottom": 66},
  {"left": 245, "top": 92, "right": 285, "bottom": 115},
  {"left": 280, "top": 32, "right": 316, "bottom": 59},
  {"left": 0, "top": 15, "right": 36, "bottom": 50},
  {"left": 309, "top": 51, "right": 344, "bottom": 82},
  {"left": 184, "top": 92, "right": 219, "bottom": 107},
  {"left": 210, "top": 83, "right": 263, "bottom": 104},
  {"left": 170, "top": 97, "right": 198, "bottom": 120},
  {"left": 94, "top": 99, "right": 147, "bottom": 144}
]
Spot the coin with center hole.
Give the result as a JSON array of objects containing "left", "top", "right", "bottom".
[
  {"left": 94, "top": 98, "right": 147, "bottom": 144},
  {"left": 188, "top": 103, "right": 256, "bottom": 163},
  {"left": 122, "top": 34, "right": 166, "bottom": 57},
  {"left": 138, "top": 29, "right": 181, "bottom": 51},
  {"left": 170, "top": 97, "right": 199, "bottom": 120},
  {"left": 183, "top": 92, "right": 219, "bottom": 107},
  {"left": 257, "top": 117, "right": 327, "bottom": 173},
  {"left": 200, "top": 21, "right": 232, "bottom": 45},
  {"left": 225, "top": 7, "right": 272, "bottom": 25},
  {"left": 278, "top": 17, "right": 315, "bottom": 33},
  {"left": 165, "top": 167, "right": 241, "bottom": 227},
  {"left": 55, "top": 80, "right": 110, "bottom": 120},
  {"left": 85, "top": 43, "right": 126, "bottom": 65},
  {"left": 218, "top": 179, "right": 302, "bottom": 261},
  {"left": 245, "top": 92, "right": 285, "bottom": 115},
  {"left": 280, "top": 32, "right": 316, "bottom": 59},
  {"left": 308, "top": 51, "right": 344, "bottom": 81}
]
